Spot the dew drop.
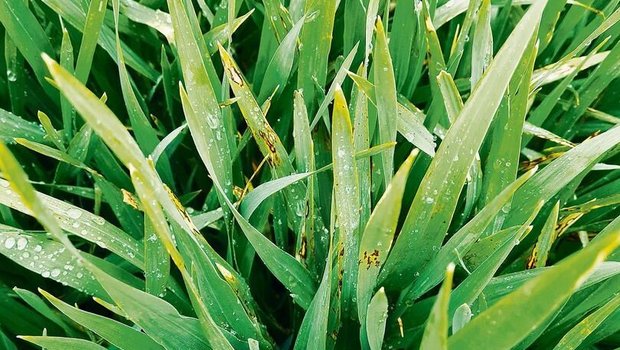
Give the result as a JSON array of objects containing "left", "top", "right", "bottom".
[
  {"left": 50, "top": 269, "right": 61, "bottom": 277},
  {"left": 4, "top": 237, "right": 16, "bottom": 249},
  {"left": 6, "top": 70, "right": 16, "bottom": 82},
  {"left": 66, "top": 208, "right": 82, "bottom": 219},
  {"left": 16, "top": 237, "right": 28, "bottom": 250}
]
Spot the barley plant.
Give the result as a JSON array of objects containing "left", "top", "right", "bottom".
[{"left": 0, "top": 0, "right": 620, "bottom": 348}]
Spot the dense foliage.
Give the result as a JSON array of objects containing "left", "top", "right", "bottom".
[{"left": 1, "top": 0, "right": 620, "bottom": 349}]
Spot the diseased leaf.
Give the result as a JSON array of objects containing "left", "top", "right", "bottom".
[
  {"left": 380, "top": 0, "right": 549, "bottom": 289},
  {"left": 552, "top": 292, "right": 620, "bottom": 350},
  {"left": 332, "top": 86, "right": 360, "bottom": 320},
  {"left": 448, "top": 220, "right": 620, "bottom": 349},
  {"left": 357, "top": 151, "right": 416, "bottom": 326}
]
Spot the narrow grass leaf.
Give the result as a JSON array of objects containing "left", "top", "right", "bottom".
[
  {"left": 213, "top": 179, "right": 317, "bottom": 309},
  {"left": 0, "top": 0, "right": 54, "bottom": 89},
  {"left": 18, "top": 337, "right": 106, "bottom": 350},
  {"left": 373, "top": 17, "right": 398, "bottom": 186},
  {"left": 293, "top": 89, "right": 320, "bottom": 267},
  {"left": 347, "top": 72, "right": 436, "bottom": 156},
  {"left": 478, "top": 32, "right": 537, "bottom": 227},
  {"left": 120, "top": 0, "right": 174, "bottom": 42},
  {"left": 554, "top": 40, "right": 620, "bottom": 137},
  {"left": 0, "top": 178, "right": 144, "bottom": 269},
  {"left": 553, "top": 292, "right": 620, "bottom": 350},
  {"left": 144, "top": 218, "right": 169, "bottom": 297},
  {"left": 505, "top": 124, "right": 620, "bottom": 229},
  {"left": 151, "top": 123, "right": 188, "bottom": 164},
  {"left": 40, "top": 0, "right": 158, "bottom": 81},
  {"left": 471, "top": 0, "right": 493, "bottom": 87},
  {"left": 420, "top": 264, "right": 455, "bottom": 350},
  {"left": 537, "top": 0, "right": 568, "bottom": 52},
  {"left": 351, "top": 65, "right": 372, "bottom": 238},
  {"left": 37, "top": 112, "right": 65, "bottom": 152},
  {"left": 0, "top": 329, "right": 17, "bottom": 350},
  {"left": 13, "top": 288, "right": 74, "bottom": 335},
  {"left": 4, "top": 36, "right": 26, "bottom": 117},
  {"left": 112, "top": 0, "right": 175, "bottom": 188},
  {"left": 379, "top": 0, "right": 548, "bottom": 289},
  {"left": 40, "top": 289, "right": 164, "bottom": 350},
  {"left": 311, "top": 43, "right": 359, "bottom": 130},
  {"left": 332, "top": 86, "right": 360, "bottom": 319},
  {"left": 531, "top": 202, "right": 560, "bottom": 268},
  {"left": 399, "top": 167, "right": 536, "bottom": 302},
  {"left": 294, "top": 251, "right": 332, "bottom": 350},
  {"left": 0, "top": 141, "right": 79, "bottom": 257},
  {"left": 129, "top": 170, "right": 233, "bottom": 350},
  {"left": 204, "top": 12, "right": 255, "bottom": 56},
  {"left": 449, "top": 220, "right": 539, "bottom": 315},
  {"left": 448, "top": 222, "right": 620, "bottom": 349},
  {"left": 263, "top": 0, "right": 292, "bottom": 42},
  {"left": 74, "top": 0, "right": 108, "bottom": 83},
  {"left": 357, "top": 151, "right": 415, "bottom": 324},
  {"left": 390, "top": 0, "right": 416, "bottom": 90},
  {"left": 258, "top": 15, "right": 305, "bottom": 102},
  {"left": 366, "top": 287, "right": 389, "bottom": 350},
  {"left": 296, "top": 0, "right": 337, "bottom": 111},
  {"left": 219, "top": 44, "right": 305, "bottom": 231},
  {"left": 78, "top": 266, "right": 214, "bottom": 349},
  {"left": 0, "top": 229, "right": 102, "bottom": 296},
  {"left": 168, "top": 0, "right": 234, "bottom": 220},
  {"left": 531, "top": 50, "right": 609, "bottom": 88},
  {"left": 0, "top": 109, "right": 46, "bottom": 144},
  {"left": 59, "top": 24, "right": 76, "bottom": 141}
]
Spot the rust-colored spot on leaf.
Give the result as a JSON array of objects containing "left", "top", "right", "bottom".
[
  {"left": 228, "top": 66, "right": 244, "bottom": 86},
  {"left": 233, "top": 186, "right": 244, "bottom": 199},
  {"left": 556, "top": 212, "right": 584, "bottom": 237},
  {"left": 520, "top": 152, "right": 562, "bottom": 171},
  {"left": 122, "top": 189, "right": 141, "bottom": 210},
  {"left": 526, "top": 248, "right": 538, "bottom": 269},
  {"left": 257, "top": 129, "right": 281, "bottom": 166},
  {"left": 164, "top": 184, "right": 202, "bottom": 236},
  {"left": 298, "top": 235, "right": 307, "bottom": 260},
  {"left": 360, "top": 249, "right": 381, "bottom": 270}
]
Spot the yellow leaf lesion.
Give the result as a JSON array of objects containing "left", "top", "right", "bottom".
[
  {"left": 257, "top": 129, "right": 281, "bottom": 166},
  {"left": 227, "top": 66, "right": 244, "bottom": 86},
  {"left": 359, "top": 249, "right": 381, "bottom": 270},
  {"left": 121, "top": 189, "right": 141, "bottom": 210}
]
